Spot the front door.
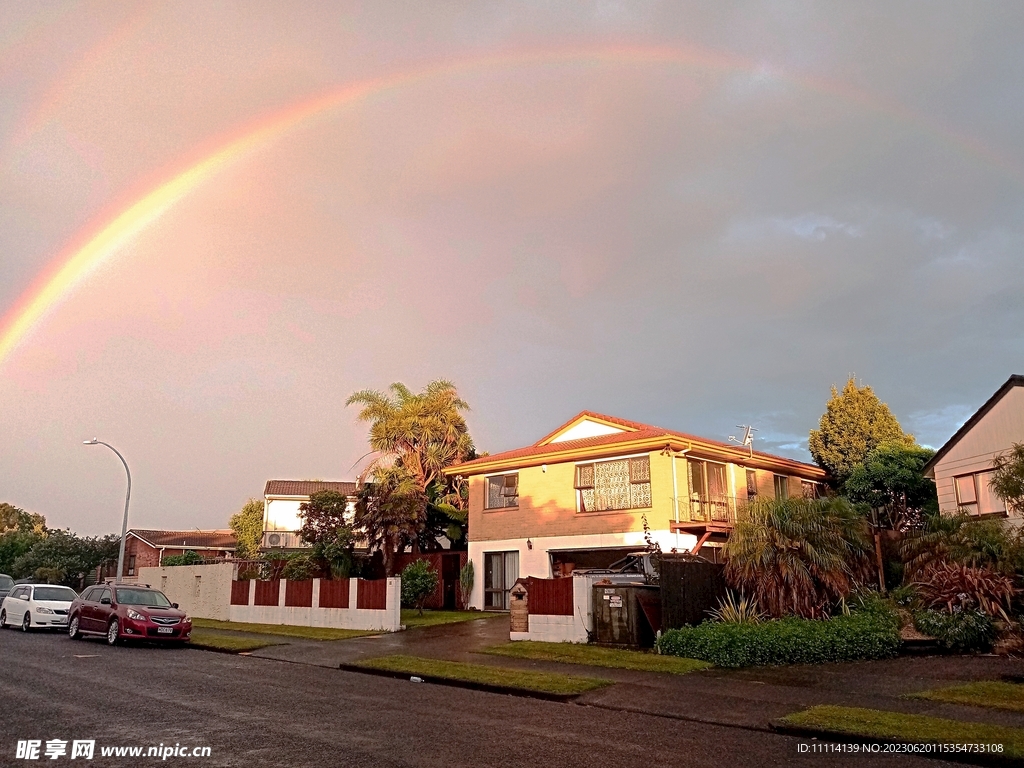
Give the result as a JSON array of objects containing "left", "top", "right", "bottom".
[{"left": 441, "top": 555, "right": 459, "bottom": 610}]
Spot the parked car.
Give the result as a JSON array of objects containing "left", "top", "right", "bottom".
[
  {"left": 0, "top": 574, "right": 13, "bottom": 603},
  {"left": 0, "top": 584, "right": 78, "bottom": 631},
  {"left": 68, "top": 584, "right": 191, "bottom": 646}
]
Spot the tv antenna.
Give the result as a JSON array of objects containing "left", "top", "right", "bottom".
[{"left": 729, "top": 425, "right": 757, "bottom": 457}]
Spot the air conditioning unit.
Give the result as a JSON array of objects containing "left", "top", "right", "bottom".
[{"left": 263, "top": 531, "right": 301, "bottom": 549}]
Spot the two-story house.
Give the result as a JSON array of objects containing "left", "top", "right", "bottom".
[
  {"left": 262, "top": 480, "right": 358, "bottom": 551},
  {"left": 923, "top": 375, "right": 1024, "bottom": 519},
  {"left": 444, "top": 411, "right": 826, "bottom": 610}
]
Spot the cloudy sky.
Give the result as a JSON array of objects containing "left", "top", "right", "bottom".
[{"left": 1, "top": 2, "right": 1022, "bottom": 535}]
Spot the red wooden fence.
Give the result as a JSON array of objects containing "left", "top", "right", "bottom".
[
  {"left": 230, "top": 580, "right": 250, "bottom": 606},
  {"left": 318, "top": 579, "right": 350, "bottom": 609},
  {"left": 527, "top": 577, "right": 574, "bottom": 616},
  {"left": 357, "top": 579, "right": 387, "bottom": 610},
  {"left": 254, "top": 579, "right": 281, "bottom": 606},
  {"left": 285, "top": 579, "right": 313, "bottom": 608}
]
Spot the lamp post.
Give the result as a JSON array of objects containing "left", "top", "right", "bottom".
[{"left": 84, "top": 439, "right": 131, "bottom": 583}]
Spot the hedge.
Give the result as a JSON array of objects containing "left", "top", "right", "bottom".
[{"left": 656, "top": 612, "right": 901, "bottom": 668}]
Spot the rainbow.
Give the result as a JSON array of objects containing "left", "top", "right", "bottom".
[{"left": 1, "top": 43, "right": 1017, "bottom": 368}]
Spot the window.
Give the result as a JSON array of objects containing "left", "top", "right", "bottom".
[
  {"left": 688, "top": 460, "right": 730, "bottom": 522},
  {"left": 746, "top": 470, "right": 758, "bottom": 501},
  {"left": 484, "top": 551, "right": 519, "bottom": 610},
  {"left": 801, "top": 481, "right": 819, "bottom": 499},
  {"left": 575, "top": 456, "right": 651, "bottom": 512},
  {"left": 127, "top": 555, "right": 136, "bottom": 576},
  {"left": 486, "top": 473, "right": 519, "bottom": 509},
  {"left": 955, "top": 471, "right": 1004, "bottom": 515},
  {"left": 774, "top": 475, "right": 789, "bottom": 500}
]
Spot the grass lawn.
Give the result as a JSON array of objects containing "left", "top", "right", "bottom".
[
  {"left": 353, "top": 654, "right": 611, "bottom": 696},
  {"left": 191, "top": 618, "right": 379, "bottom": 641},
  {"left": 908, "top": 681, "right": 1024, "bottom": 713},
  {"left": 484, "top": 641, "right": 711, "bottom": 675},
  {"left": 781, "top": 705, "right": 1024, "bottom": 758},
  {"left": 401, "top": 609, "right": 505, "bottom": 629},
  {"left": 189, "top": 629, "right": 284, "bottom": 653}
]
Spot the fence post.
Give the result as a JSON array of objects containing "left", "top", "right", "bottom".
[
  {"left": 248, "top": 579, "right": 255, "bottom": 606},
  {"left": 278, "top": 578, "right": 286, "bottom": 608},
  {"left": 349, "top": 578, "right": 359, "bottom": 610}
]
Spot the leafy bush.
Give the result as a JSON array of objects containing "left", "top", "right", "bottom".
[
  {"left": 902, "top": 513, "right": 1024, "bottom": 579},
  {"left": 656, "top": 612, "right": 900, "bottom": 667},
  {"left": 914, "top": 609, "right": 995, "bottom": 653},
  {"left": 915, "top": 562, "right": 1017, "bottom": 619},
  {"left": 458, "top": 559, "right": 474, "bottom": 609},
  {"left": 280, "top": 553, "right": 316, "bottom": 581},
  {"left": 724, "top": 496, "right": 872, "bottom": 618},
  {"left": 401, "top": 560, "right": 439, "bottom": 615},
  {"left": 160, "top": 550, "right": 205, "bottom": 566}
]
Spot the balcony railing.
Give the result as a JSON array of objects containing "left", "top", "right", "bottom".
[{"left": 674, "top": 494, "right": 744, "bottom": 527}]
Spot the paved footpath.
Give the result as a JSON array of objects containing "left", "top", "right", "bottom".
[{"left": 0, "top": 628, "right": 951, "bottom": 767}]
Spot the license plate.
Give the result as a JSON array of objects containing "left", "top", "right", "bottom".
[{"left": 157, "top": 627, "right": 173, "bottom": 634}]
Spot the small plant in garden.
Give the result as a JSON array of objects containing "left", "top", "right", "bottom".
[
  {"left": 458, "top": 559, "right": 474, "bottom": 609},
  {"left": 914, "top": 609, "right": 996, "bottom": 653},
  {"left": 161, "top": 550, "right": 205, "bottom": 566},
  {"left": 401, "top": 560, "right": 439, "bottom": 615},
  {"left": 709, "top": 592, "right": 765, "bottom": 624},
  {"left": 281, "top": 553, "right": 316, "bottom": 581},
  {"left": 915, "top": 561, "right": 1017, "bottom": 620}
]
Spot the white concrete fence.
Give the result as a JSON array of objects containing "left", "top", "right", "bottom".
[
  {"left": 138, "top": 563, "right": 401, "bottom": 632},
  {"left": 510, "top": 574, "right": 602, "bottom": 644}
]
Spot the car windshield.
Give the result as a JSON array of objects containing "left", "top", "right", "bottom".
[
  {"left": 33, "top": 586, "right": 77, "bottom": 602},
  {"left": 115, "top": 589, "right": 172, "bottom": 607},
  {"left": 0, "top": 576, "right": 13, "bottom": 590}
]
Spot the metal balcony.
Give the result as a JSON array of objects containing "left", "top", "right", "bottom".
[{"left": 669, "top": 494, "right": 741, "bottom": 549}]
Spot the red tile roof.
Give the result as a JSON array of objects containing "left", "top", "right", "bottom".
[
  {"left": 264, "top": 480, "right": 358, "bottom": 497},
  {"left": 448, "top": 411, "right": 824, "bottom": 476},
  {"left": 129, "top": 529, "right": 237, "bottom": 550}
]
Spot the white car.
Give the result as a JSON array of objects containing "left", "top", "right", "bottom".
[{"left": 0, "top": 584, "right": 79, "bottom": 632}]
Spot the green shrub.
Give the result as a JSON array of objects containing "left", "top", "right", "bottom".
[
  {"left": 400, "top": 560, "right": 439, "bottom": 615},
  {"left": 280, "top": 553, "right": 316, "bottom": 581},
  {"left": 161, "top": 551, "right": 205, "bottom": 566},
  {"left": 914, "top": 609, "right": 995, "bottom": 652},
  {"left": 656, "top": 612, "right": 900, "bottom": 667}
]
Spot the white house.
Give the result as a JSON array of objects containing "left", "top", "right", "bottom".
[
  {"left": 923, "top": 375, "right": 1024, "bottom": 520},
  {"left": 262, "top": 480, "right": 358, "bottom": 551}
]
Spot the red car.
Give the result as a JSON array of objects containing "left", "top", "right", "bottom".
[{"left": 68, "top": 584, "right": 192, "bottom": 646}]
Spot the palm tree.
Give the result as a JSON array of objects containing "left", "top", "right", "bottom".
[
  {"left": 724, "top": 496, "right": 872, "bottom": 619},
  {"left": 347, "top": 380, "right": 475, "bottom": 571}
]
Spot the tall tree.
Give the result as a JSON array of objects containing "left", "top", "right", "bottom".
[
  {"left": 11, "top": 530, "right": 119, "bottom": 587},
  {"left": 229, "top": 498, "right": 265, "bottom": 560},
  {"left": 990, "top": 442, "right": 1024, "bottom": 516},
  {"left": 353, "top": 473, "right": 425, "bottom": 576},
  {"left": 0, "top": 503, "right": 45, "bottom": 534},
  {"left": 809, "top": 377, "right": 912, "bottom": 485},
  {"left": 347, "top": 380, "right": 475, "bottom": 563},
  {"left": 843, "top": 442, "right": 938, "bottom": 530},
  {"left": 298, "top": 489, "right": 355, "bottom": 577}
]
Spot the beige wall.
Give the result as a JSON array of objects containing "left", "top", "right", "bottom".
[
  {"left": 137, "top": 562, "right": 235, "bottom": 621},
  {"left": 932, "top": 386, "right": 1024, "bottom": 517}
]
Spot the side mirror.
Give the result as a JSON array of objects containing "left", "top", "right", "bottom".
[
  {"left": 172, "top": 603, "right": 179, "bottom": 609},
  {"left": 100, "top": 597, "right": 111, "bottom": 605}
]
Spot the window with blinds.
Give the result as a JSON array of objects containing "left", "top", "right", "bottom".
[
  {"left": 486, "top": 473, "right": 519, "bottom": 509},
  {"left": 574, "top": 456, "right": 652, "bottom": 512}
]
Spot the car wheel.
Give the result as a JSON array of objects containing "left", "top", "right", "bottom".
[
  {"left": 0, "top": 609, "right": 6, "bottom": 628},
  {"left": 22, "top": 613, "right": 31, "bottom": 632},
  {"left": 68, "top": 616, "right": 81, "bottom": 640},
  {"left": 106, "top": 619, "right": 120, "bottom": 646}
]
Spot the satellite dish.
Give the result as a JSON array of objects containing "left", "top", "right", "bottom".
[{"left": 728, "top": 425, "right": 757, "bottom": 457}]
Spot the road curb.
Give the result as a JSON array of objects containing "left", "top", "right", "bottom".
[
  {"left": 337, "top": 663, "right": 585, "bottom": 702},
  {"left": 769, "top": 721, "right": 1020, "bottom": 768}
]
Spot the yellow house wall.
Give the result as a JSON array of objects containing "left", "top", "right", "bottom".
[{"left": 468, "top": 451, "right": 819, "bottom": 543}]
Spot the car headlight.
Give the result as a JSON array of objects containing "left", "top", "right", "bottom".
[
  {"left": 35, "top": 606, "right": 54, "bottom": 614},
  {"left": 126, "top": 609, "right": 146, "bottom": 621},
  {"left": 184, "top": 615, "right": 192, "bottom": 623}
]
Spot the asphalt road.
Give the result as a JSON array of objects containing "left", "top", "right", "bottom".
[{"left": 0, "top": 628, "right": 952, "bottom": 768}]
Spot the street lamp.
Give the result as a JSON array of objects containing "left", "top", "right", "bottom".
[{"left": 84, "top": 439, "right": 131, "bottom": 583}]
